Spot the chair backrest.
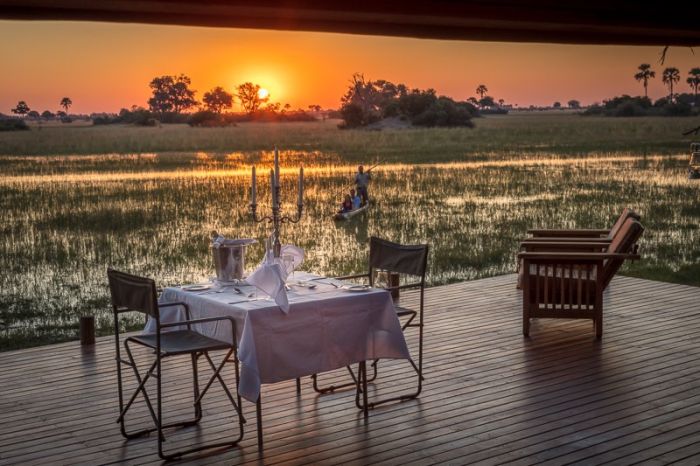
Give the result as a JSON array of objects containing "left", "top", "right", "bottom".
[
  {"left": 107, "top": 268, "right": 160, "bottom": 319},
  {"left": 602, "top": 218, "right": 644, "bottom": 288},
  {"left": 369, "top": 236, "right": 429, "bottom": 282},
  {"left": 608, "top": 208, "right": 641, "bottom": 239}
]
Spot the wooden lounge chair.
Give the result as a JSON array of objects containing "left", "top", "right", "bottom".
[
  {"left": 524, "top": 207, "right": 640, "bottom": 243},
  {"left": 518, "top": 217, "right": 643, "bottom": 339}
]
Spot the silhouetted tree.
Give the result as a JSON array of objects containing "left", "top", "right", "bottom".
[
  {"left": 498, "top": 98, "right": 505, "bottom": 107},
  {"left": 236, "top": 82, "right": 268, "bottom": 114},
  {"left": 662, "top": 67, "right": 680, "bottom": 100},
  {"left": 687, "top": 68, "right": 700, "bottom": 104},
  {"left": 41, "top": 110, "right": 55, "bottom": 119},
  {"left": 634, "top": 64, "right": 655, "bottom": 98},
  {"left": 148, "top": 74, "right": 198, "bottom": 114},
  {"left": 11, "top": 101, "right": 30, "bottom": 116},
  {"left": 568, "top": 99, "right": 581, "bottom": 109},
  {"left": 202, "top": 87, "right": 234, "bottom": 113},
  {"left": 475, "top": 84, "right": 488, "bottom": 100},
  {"left": 479, "top": 96, "right": 495, "bottom": 108},
  {"left": 27, "top": 110, "right": 40, "bottom": 119},
  {"left": 60, "top": 97, "right": 72, "bottom": 113},
  {"left": 553, "top": 101, "right": 562, "bottom": 109}
]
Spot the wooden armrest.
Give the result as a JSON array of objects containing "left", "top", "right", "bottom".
[
  {"left": 520, "top": 237, "right": 612, "bottom": 243},
  {"left": 518, "top": 251, "right": 640, "bottom": 261},
  {"left": 520, "top": 241, "right": 609, "bottom": 252},
  {"left": 527, "top": 228, "right": 609, "bottom": 238}
]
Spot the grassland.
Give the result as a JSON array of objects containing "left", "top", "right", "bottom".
[{"left": 1, "top": 113, "right": 699, "bottom": 350}]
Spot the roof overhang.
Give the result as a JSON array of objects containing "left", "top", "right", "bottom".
[{"left": 0, "top": 1, "right": 698, "bottom": 46}]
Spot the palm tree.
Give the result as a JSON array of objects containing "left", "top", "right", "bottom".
[
  {"left": 634, "top": 64, "right": 655, "bottom": 98},
  {"left": 687, "top": 68, "right": 700, "bottom": 104},
  {"left": 661, "top": 67, "right": 680, "bottom": 100},
  {"left": 475, "top": 84, "right": 488, "bottom": 100},
  {"left": 60, "top": 97, "right": 72, "bottom": 114}
]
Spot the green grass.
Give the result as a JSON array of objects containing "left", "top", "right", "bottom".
[
  {"left": 1, "top": 114, "right": 699, "bottom": 350},
  {"left": 3, "top": 113, "right": 699, "bottom": 162}
]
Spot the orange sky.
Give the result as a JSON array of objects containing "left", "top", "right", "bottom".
[{"left": 0, "top": 20, "right": 698, "bottom": 114}]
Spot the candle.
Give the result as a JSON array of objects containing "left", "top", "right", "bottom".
[
  {"left": 298, "top": 166, "right": 304, "bottom": 205},
  {"left": 251, "top": 166, "right": 257, "bottom": 205},
  {"left": 270, "top": 169, "right": 277, "bottom": 208},
  {"left": 274, "top": 146, "right": 280, "bottom": 186}
]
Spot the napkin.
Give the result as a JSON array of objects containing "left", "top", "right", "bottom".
[
  {"left": 279, "top": 244, "right": 305, "bottom": 275},
  {"left": 247, "top": 260, "right": 290, "bottom": 313}
]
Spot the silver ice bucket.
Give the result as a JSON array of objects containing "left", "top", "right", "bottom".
[{"left": 211, "top": 238, "right": 257, "bottom": 281}]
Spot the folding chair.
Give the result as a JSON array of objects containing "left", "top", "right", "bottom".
[
  {"left": 108, "top": 268, "right": 245, "bottom": 460},
  {"left": 311, "top": 236, "right": 429, "bottom": 409}
]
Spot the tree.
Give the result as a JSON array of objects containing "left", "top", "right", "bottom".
[
  {"left": 60, "top": 97, "right": 72, "bottom": 113},
  {"left": 148, "top": 74, "right": 198, "bottom": 114},
  {"left": 568, "top": 99, "right": 581, "bottom": 109},
  {"left": 553, "top": 101, "right": 562, "bottom": 109},
  {"left": 634, "top": 64, "right": 655, "bottom": 98},
  {"left": 475, "top": 84, "right": 488, "bottom": 100},
  {"left": 687, "top": 68, "right": 700, "bottom": 104},
  {"left": 27, "top": 110, "right": 40, "bottom": 119},
  {"left": 202, "top": 86, "right": 234, "bottom": 113},
  {"left": 11, "top": 101, "right": 30, "bottom": 117},
  {"left": 41, "top": 110, "right": 55, "bottom": 119},
  {"left": 236, "top": 82, "right": 268, "bottom": 114},
  {"left": 662, "top": 67, "right": 680, "bottom": 100},
  {"left": 498, "top": 98, "right": 505, "bottom": 107},
  {"left": 479, "top": 96, "right": 495, "bottom": 108}
]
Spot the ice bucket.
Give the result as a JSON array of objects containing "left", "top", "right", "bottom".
[{"left": 211, "top": 238, "right": 257, "bottom": 281}]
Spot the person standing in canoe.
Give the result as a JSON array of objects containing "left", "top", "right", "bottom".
[{"left": 354, "top": 165, "right": 371, "bottom": 206}]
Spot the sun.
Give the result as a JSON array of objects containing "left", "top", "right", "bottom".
[{"left": 257, "top": 88, "right": 269, "bottom": 99}]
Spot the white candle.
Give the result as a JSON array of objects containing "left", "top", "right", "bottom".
[
  {"left": 251, "top": 166, "right": 257, "bottom": 205},
  {"left": 274, "top": 146, "right": 280, "bottom": 186},
  {"left": 270, "top": 169, "right": 277, "bottom": 208},
  {"left": 298, "top": 166, "right": 304, "bottom": 205}
]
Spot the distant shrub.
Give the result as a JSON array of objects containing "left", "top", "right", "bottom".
[
  {"left": 582, "top": 94, "right": 698, "bottom": 117},
  {"left": 0, "top": 118, "right": 29, "bottom": 131},
  {"left": 188, "top": 110, "right": 235, "bottom": 127}
]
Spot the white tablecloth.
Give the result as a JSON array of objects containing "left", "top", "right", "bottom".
[{"left": 145, "top": 273, "right": 412, "bottom": 401}]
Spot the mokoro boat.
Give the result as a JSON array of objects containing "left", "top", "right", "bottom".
[{"left": 334, "top": 202, "right": 370, "bottom": 221}]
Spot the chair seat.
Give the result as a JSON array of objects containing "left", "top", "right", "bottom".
[
  {"left": 395, "top": 305, "right": 416, "bottom": 317},
  {"left": 131, "top": 330, "right": 231, "bottom": 355}
]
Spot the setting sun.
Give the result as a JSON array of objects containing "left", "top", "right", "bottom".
[{"left": 258, "top": 88, "right": 269, "bottom": 99}]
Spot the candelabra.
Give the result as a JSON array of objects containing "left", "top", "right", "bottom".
[{"left": 249, "top": 147, "right": 304, "bottom": 257}]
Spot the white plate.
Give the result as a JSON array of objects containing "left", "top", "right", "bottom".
[
  {"left": 344, "top": 285, "right": 370, "bottom": 292},
  {"left": 182, "top": 284, "right": 211, "bottom": 292}
]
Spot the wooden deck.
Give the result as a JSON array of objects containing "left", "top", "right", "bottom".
[{"left": 2, "top": 274, "right": 700, "bottom": 465}]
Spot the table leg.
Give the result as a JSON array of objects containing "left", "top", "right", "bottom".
[
  {"left": 361, "top": 361, "right": 368, "bottom": 418},
  {"left": 256, "top": 395, "right": 263, "bottom": 453}
]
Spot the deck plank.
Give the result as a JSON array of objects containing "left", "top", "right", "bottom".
[{"left": 1, "top": 274, "right": 699, "bottom": 465}]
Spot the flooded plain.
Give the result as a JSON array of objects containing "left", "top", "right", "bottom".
[{"left": 1, "top": 151, "right": 698, "bottom": 349}]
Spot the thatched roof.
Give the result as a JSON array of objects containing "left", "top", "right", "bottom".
[{"left": 1, "top": 1, "right": 698, "bottom": 46}]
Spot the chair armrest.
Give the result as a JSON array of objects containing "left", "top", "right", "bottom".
[
  {"left": 527, "top": 228, "right": 609, "bottom": 238},
  {"left": 518, "top": 251, "right": 640, "bottom": 261},
  {"left": 520, "top": 237, "right": 612, "bottom": 244},
  {"left": 520, "top": 242, "right": 609, "bottom": 252},
  {"left": 158, "top": 301, "right": 189, "bottom": 309}
]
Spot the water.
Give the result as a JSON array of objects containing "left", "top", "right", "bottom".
[{"left": 1, "top": 152, "right": 698, "bottom": 350}]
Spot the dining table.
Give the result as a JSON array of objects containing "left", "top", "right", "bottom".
[{"left": 145, "top": 271, "right": 412, "bottom": 449}]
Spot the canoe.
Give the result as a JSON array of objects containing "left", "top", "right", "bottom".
[{"left": 334, "top": 202, "right": 370, "bottom": 221}]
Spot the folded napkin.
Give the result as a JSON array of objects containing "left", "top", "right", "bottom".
[
  {"left": 247, "top": 261, "right": 290, "bottom": 313},
  {"left": 279, "top": 244, "right": 305, "bottom": 275}
]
